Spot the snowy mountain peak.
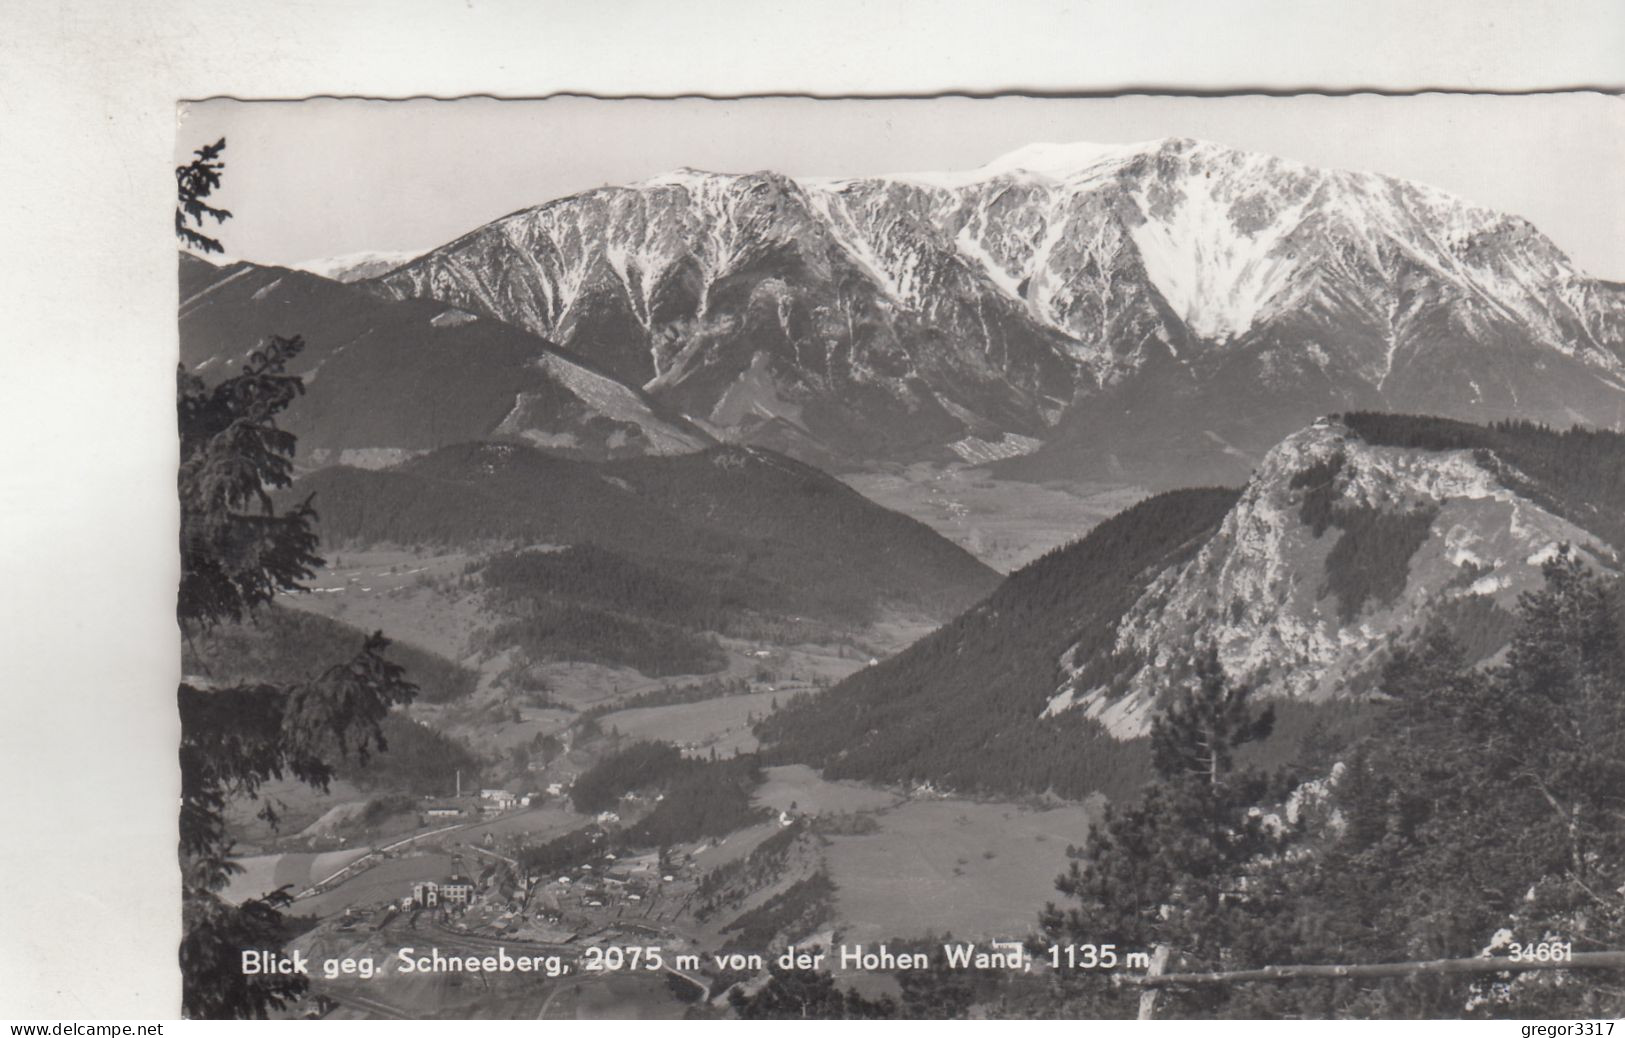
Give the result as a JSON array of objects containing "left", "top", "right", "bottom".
[
  {"left": 293, "top": 248, "right": 422, "bottom": 283},
  {"left": 977, "top": 138, "right": 1168, "bottom": 179},
  {"left": 374, "top": 139, "right": 1625, "bottom": 477},
  {"left": 640, "top": 166, "right": 739, "bottom": 189}
]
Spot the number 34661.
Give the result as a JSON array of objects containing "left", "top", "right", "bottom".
[{"left": 1507, "top": 941, "right": 1572, "bottom": 963}]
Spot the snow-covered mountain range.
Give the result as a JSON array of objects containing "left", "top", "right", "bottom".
[{"left": 372, "top": 138, "right": 1625, "bottom": 482}]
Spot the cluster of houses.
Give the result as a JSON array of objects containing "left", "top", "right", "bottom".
[
  {"left": 409, "top": 874, "right": 476, "bottom": 908},
  {"left": 423, "top": 787, "right": 536, "bottom": 820},
  {"left": 548, "top": 851, "right": 669, "bottom": 911}
]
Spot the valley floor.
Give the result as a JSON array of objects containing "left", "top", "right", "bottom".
[
  {"left": 841, "top": 463, "right": 1141, "bottom": 572},
  {"left": 219, "top": 530, "right": 1114, "bottom": 1019}
]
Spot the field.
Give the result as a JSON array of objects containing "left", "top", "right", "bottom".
[
  {"left": 222, "top": 848, "right": 373, "bottom": 905},
  {"left": 296, "top": 852, "right": 456, "bottom": 916},
  {"left": 752, "top": 765, "right": 902, "bottom": 815},
  {"left": 223, "top": 776, "right": 374, "bottom": 849},
  {"left": 692, "top": 765, "right": 1106, "bottom": 959},
  {"left": 297, "top": 852, "right": 457, "bottom": 916},
  {"left": 596, "top": 689, "right": 799, "bottom": 757},
  {"left": 280, "top": 548, "right": 489, "bottom": 665},
  {"left": 822, "top": 797, "right": 1105, "bottom": 945},
  {"left": 444, "top": 805, "right": 585, "bottom": 842},
  {"left": 843, "top": 464, "right": 1142, "bottom": 572},
  {"left": 687, "top": 819, "right": 788, "bottom": 871}
]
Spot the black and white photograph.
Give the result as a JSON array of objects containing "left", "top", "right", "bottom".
[
  {"left": 168, "top": 92, "right": 1625, "bottom": 1020},
  {"left": 6, "top": 1, "right": 1625, "bottom": 1029}
]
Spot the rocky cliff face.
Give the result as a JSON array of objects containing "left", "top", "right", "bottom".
[
  {"left": 375, "top": 138, "right": 1625, "bottom": 477},
  {"left": 1049, "top": 416, "right": 1620, "bottom": 737}
]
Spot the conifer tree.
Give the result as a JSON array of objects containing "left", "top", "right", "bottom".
[
  {"left": 1150, "top": 646, "right": 1275, "bottom": 787},
  {"left": 1039, "top": 647, "right": 1281, "bottom": 1017},
  {"left": 176, "top": 138, "right": 231, "bottom": 255},
  {"left": 175, "top": 141, "right": 418, "bottom": 1018},
  {"left": 1192, "top": 549, "right": 1625, "bottom": 1019}
]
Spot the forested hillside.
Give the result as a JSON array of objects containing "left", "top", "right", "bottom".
[
  {"left": 1039, "top": 551, "right": 1625, "bottom": 1019},
  {"left": 179, "top": 253, "right": 711, "bottom": 460},
  {"left": 292, "top": 442, "right": 999, "bottom": 629},
  {"left": 729, "top": 555, "right": 1625, "bottom": 1021},
  {"left": 336, "top": 714, "right": 483, "bottom": 796},
  {"left": 756, "top": 487, "right": 1240, "bottom": 800},
  {"left": 181, "top": 604, "right": 477, "bottom": 704}
]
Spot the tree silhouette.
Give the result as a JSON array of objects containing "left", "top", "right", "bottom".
[
  {"left": 1040, "top": 645, "right": 1282, "bottom": 1017},
  {"left": 1150, "top": 646, "right": 1275, "bottom": 787},
  {"left": 175, "top": 141, "right": 418, "bottom": 1018},
  {"left": 176, "top": 138, "right": 231, "bottom": 255}
]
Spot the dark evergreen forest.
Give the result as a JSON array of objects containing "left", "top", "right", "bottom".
[
  {"left": 1340, "top": 412, "right": 1625, "bottom": 551},
  {"left": 289, "top": 441, "right": 998, "bottom": 627},
  {"left": 183, "top": 604, "right": 477, "bottom": 703}
]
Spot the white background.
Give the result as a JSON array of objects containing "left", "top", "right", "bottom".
[{"left": 1, "top": 0, "right": 1621, "bottom": 1021}]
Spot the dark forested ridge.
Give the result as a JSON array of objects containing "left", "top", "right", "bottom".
[
  {"left": 290, "top": 442, "right": 999, "bottom": 628},
  {"left": 487, "top": 602, "right": 728, "bottom": 677},
  {"left": 336, "top": 714, "right": 483, "bottom": 796},
  {"left": 549, "top": 742, "right": 766, "bottom": 848},
  {"left": 179, "top": 253, "right": 710, "bottom": 460},
  {"left": 182, "top": 603, "right": 477, "bottom": 704},
  {"left": 757, "top": 487, "right": 1241, "bottom": 800},
  {"left": 480, "top": 545, "right": 735, "bottom": 676},
  {"left": 483, "top": 545, "right": 733, "bottom": 632},
  {"left": 625, "top": 754, "right": 766, "bottom": 847},
  {"left": 180, "top": 606, "right": 483, "bottom": 796},
  {"left": 569, "top": 741, "right": 689, "bottom": 814}
]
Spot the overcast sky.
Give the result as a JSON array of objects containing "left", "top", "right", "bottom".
[{"left": 177, "top": 93, "right": 1625, "bottom": 279}]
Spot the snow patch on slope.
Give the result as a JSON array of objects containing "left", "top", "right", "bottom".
[
  {"left": 1126, "top": 173, "right": 1310, "bottom": 342},
  {"left": 859, "top": 139, "right": 1161, "bottom": 190},
  {"left": 953, "top": 224, "right": 1026, "bottom": 300},
  {"left": 981, "top": 140, "right": 1162, "bottom": 179},
  {"left": 293, "top": 249, "right": 423, "bottom": 283}
]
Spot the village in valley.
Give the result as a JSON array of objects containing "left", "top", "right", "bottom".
[
  {"left": 220, "top": 642, "right": 1103, "bottom": 1022},
  {"left": 256, "top": 780, "right": 759, "bottom": 1017}
]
